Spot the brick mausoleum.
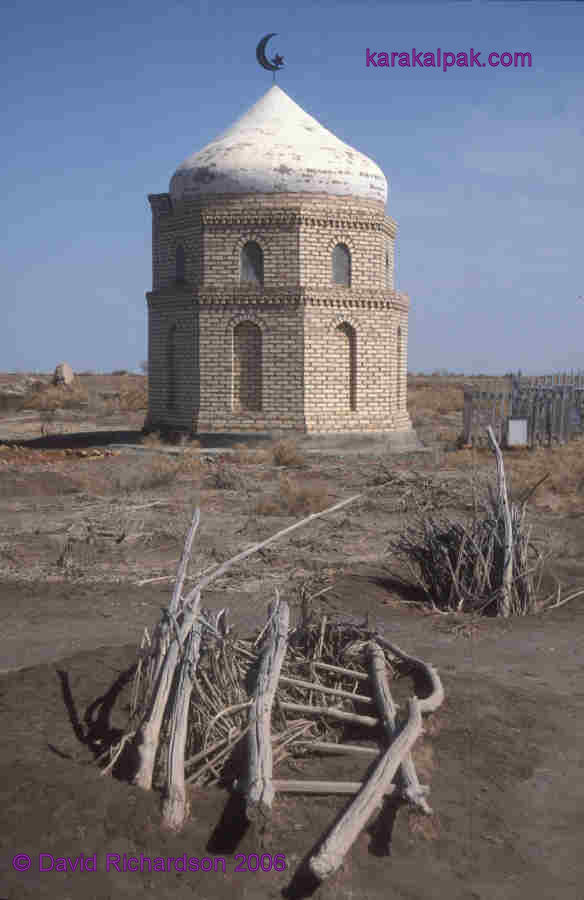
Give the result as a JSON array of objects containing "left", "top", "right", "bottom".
[{"left": 145, "top": 84, "right": 415, "bottom": 439}]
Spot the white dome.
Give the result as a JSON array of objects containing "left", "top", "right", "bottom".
[{"left": 170, "top": 85, "right": 387, "bottom": 205}]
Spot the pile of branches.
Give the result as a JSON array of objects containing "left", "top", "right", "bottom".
[
  {"left": 389, "top": 427, "right": 551, "bottom": 616},
  {"left": 129, "top": 607, "right": 403, "bottom": 791},
  {"left": 366, "top": 465, "right": 469, "bottom": 514}
]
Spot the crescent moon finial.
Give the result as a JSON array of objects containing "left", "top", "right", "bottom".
[{"left": 256, "top": 33, "right": 285, "bottom": 81}]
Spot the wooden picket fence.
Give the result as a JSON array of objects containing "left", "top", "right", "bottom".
[{"left": 462, "top": 371, "right": 584, "bottom": 448}]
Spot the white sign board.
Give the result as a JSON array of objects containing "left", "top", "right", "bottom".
[{"left": 507, "top": 418, "right": 528, "bottom": 446}]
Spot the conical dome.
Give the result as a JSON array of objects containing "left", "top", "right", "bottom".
[{"left": 170, "top": 85, "right": 387, "bottom": 205}]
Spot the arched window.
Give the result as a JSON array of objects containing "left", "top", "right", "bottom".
[
  {"left": 167, "top": 324, "right": 178, "bottom": 409},
  {"left": 233, "top": 321, "right": 262, "bottom": 411},
  {"left": 335, "top": 322, "right": 357, "bottom": 411},
  {"left": 385, "top": 243, "right": 391, "bottom": 288},
  {"left": 175, "top": 245, "right": 185, "bottom": 283},
  {"left": 240, "top": 241, "right": 264, "bottom": 285},
  {"left": 396, "top": 325, "right": 403, "bottom": 410},
  {"left": 332, "top": 243, "right": 351, "bottom": 287}
]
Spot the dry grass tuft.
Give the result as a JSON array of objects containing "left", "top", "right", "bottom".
[
  {"left": 230, "top": 442, "right": 272, "bottom": 465},
  {"left": 205, "top": 461, "right": 247, "bottom": 491},
  {"left": 229, "top": 439, "right": 306, "bottom": 467},
  {"left": 74, "top": 451, "right": 201, "bottom": 496},
  {"left": 255, "top": 474, "right": 330, "bottom": 517}
]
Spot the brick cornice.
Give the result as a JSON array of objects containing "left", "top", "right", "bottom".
[
  {"left": 147, "top": 284, "right": 409, "bottom": 310},
  {"left": 201, "top": 211, "right": 385, "bottom": 231}
]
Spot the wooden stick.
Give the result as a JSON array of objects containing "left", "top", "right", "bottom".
[
  {"left": 184, "top": 733, "right": 237, "bottom": 771},
  {"left": 273, "top": 780, "right": 398, "bottom": 796},
  {"left": 162, "top": 620, "right": 202, "bottom": 831},
  {"left": 309, "top": 697, "right": 422, "bottom": 882},
  {"left": 369, "top": 642, "right": 431, "bottom": 814},
  {"left": 311, "top": 661, "right": 370, "bottom": 682},
  {"left": 180, "top": 494, "right": 363, "bottom": 610},
  {"left": 132, "top": 509, "right": 203, "bottom": 791},
  {"left": 293, "top": 741, "right": 379, "bottom": 758},
  {"left": 242, "top": 594, "right": 290, "bottom": 822},
  {"left": 486, "top": 425, "right": 513, "bottom": 617},
  {"left": 371, "top": 635, "right": 445, "bottom": 714},
  {"left": 278, "top": 675, "right": 374, "bottom": 705},
  {"left": 279, "top": 701, "right": 379, "bottom": 728}
]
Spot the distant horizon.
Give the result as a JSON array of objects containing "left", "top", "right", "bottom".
[
  {"left": 5, "top": 367, "right": 584, "bottom": 380},
  {"left": 2, "top": 1, "right": 582, "bottom": 375}
]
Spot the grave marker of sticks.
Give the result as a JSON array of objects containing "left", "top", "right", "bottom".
[{"left": 103, "top": 492, "right": 444, "bottom": 878}]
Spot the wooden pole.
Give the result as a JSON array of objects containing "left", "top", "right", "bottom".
[
  {"left": 133, "top": 591, "right": 202, "bottom": 790},
  {"left": 279, "top": 701, "right": 379, "bottom": 728},
  {"left": 273, "top": 780, "right": 397, "bottom": 796},
  {"left": 309, "top": 698, "right": 422, "bottom": 882},
  {"left": 241, "top": 595, "right": 289, "bottom": 823},
  {"left": 278, "top": 675, "right": 374, "bottom": 705},
  {"left": 293, "top": 741, "right": 379, "bottom": 758},
  {"left": 486, "top": 426, "right": 513, "bottom": 617},
  {"left": 368, "top": 642, "right": 431, "bottom": 814},
  {"left": 161, "top": 620, "right": 202, "bottom": 831}
]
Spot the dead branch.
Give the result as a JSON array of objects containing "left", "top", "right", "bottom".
[
  {"left": 241, "top": 594, "right": 290, "bottom": 822},
  {"left": 371, "top": 635, "right": 444, "bottom": 714},
  {"left": 179, "top": 493, "right": 362, "bottom": 611},
  {"left": 274, "top": 780, "right": 398, "bottom": 796},
  {"left": 132, "top": 509, "right": 203, "bottom": 790},
  {"left": 279, "top": 701, "right": 379, "bottom": 728},
  {"left": 161, "top": 620, "right": 202, "bottom": 831},
  {"left": 293, "top": 741, "right": 378, "bottom": 758},
  {"left": 486, "top": 426, "right": 513, "bottom": 617},
  {"left": 309, "top": 697, "right": 423, "bottom": 881},
  {"left": 278, "top": 675, "right": 374, "bottom": 705},
  {"left": 368, "top": 642, "right": 431, "bottom": 814}
]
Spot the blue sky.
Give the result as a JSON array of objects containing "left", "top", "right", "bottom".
[{"left": 1, "top": 0, "right": 582, "bottom": 375}]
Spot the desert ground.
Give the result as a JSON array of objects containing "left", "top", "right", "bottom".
[{"left": 1, "top": 372, "right": 583, "bottom": 899}]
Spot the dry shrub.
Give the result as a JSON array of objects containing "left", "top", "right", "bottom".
[
  {"left": 206, "top": 461, "right": 247, "bottom": 490},
  {"left": 407, "top": 385, "right": 464, "bottom": 417},
  {"left": 446, "top": 441, "right": 584, "bottom": 513},
  {"left": 118, "top": 377, "right": 147, "bottom": 411},
  {"left": 270, "top": 438, "right": 307, "bottom": 468},
  {"left": 20, "top": 384, "right": 89, "bottom": 411},
  {"left": 255, "top": 474, "right": 329, "bottom": 516}
]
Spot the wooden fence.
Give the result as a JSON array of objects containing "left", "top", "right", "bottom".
[{"left": 462, "top": 371, "right": 584, "bottom": 447}]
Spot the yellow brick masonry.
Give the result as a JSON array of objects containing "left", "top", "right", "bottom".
[{"left": 145, "top": 191, "right": 413, "bottom": 435}]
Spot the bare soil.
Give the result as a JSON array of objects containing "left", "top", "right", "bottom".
[{"left": 1, "top": 379, "right": 584, "bottom": 900}]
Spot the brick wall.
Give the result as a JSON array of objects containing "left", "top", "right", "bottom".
[{"left": 145, "top": 191, "right": 413, "bottom": 435}]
